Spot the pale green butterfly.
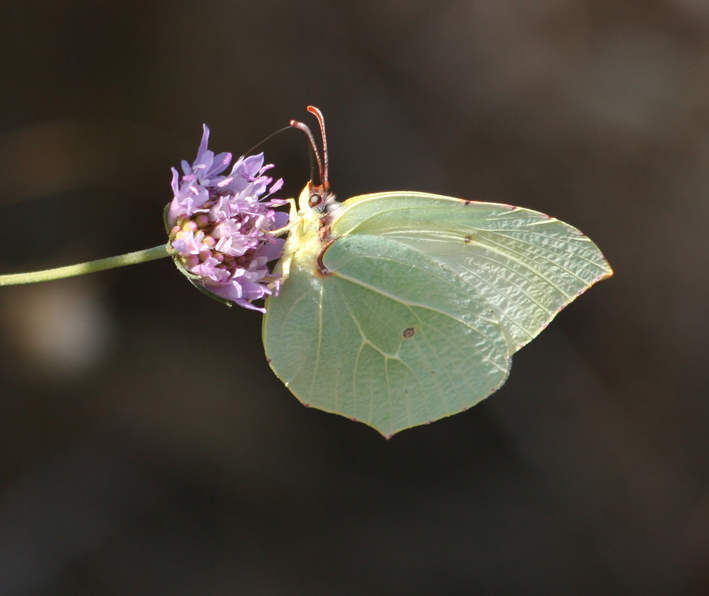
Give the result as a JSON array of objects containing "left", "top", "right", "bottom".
[{"left": 263, "top": 107, "right": 612, "bottom": 437}]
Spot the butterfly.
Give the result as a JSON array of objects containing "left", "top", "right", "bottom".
[{"left": 263, "top": 107, "right": 612, "bottom": 437}]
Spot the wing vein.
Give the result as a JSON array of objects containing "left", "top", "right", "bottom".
[
  {"left": 306, "top": 285, "right": 325, "bottom": 402},
  {"left": 478, "top": 230, "right": 605, "bottom": 282},
  {"left": 333, "top": 268, "right": 504, "bottom": 351}
]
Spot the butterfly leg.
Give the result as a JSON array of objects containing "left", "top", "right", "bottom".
[
  {"left": 268, "top": 198, "right": 301, "bottom": 238},
  {"left": 286, "top": 197, "right": 299, "bottom": 222}
]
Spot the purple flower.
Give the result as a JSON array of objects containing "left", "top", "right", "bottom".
[{"left": 166, "top": 125, "right": 287, "bottom": 312}]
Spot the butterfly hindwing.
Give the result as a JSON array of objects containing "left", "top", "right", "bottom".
[{"left": 263, "top": 233, "right": 511, "bottom": 437}]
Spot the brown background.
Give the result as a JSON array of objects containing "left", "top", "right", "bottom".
[{"left": 0, "top": 1, "right": 708, "bottom": 594}]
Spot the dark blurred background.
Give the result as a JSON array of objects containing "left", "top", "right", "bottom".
[{"left": 0, "top": 0, "right": 707, "bottom": 594}]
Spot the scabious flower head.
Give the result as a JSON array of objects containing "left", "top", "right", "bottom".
[{"left": 166, "top": 125, "right": 287, "bottom": 312}]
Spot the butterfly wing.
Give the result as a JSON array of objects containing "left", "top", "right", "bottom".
[
  {"left": 263, "top": 232, "right": 511, "bottom": 437},
  {"left": 330, "top": 192, "right": 613, "bottom": 351},
  {"left": 263, "top": 192, "right": 612, "bottom": 436}
]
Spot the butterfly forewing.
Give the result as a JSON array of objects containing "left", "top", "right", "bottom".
[{"left": 331, "top": 192, "right": 612, "bottom": 351}]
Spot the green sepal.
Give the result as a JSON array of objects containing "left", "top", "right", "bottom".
[
  {"left": 163, "top": 203, "right": 171, "bottom": 234},
  {"left": 171, "top": 256, "right": 234, "bottom": 308}
]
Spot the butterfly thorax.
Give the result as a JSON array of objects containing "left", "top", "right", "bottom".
[{"left": 278, "top": 183, "right": 339, "bottom": 280}]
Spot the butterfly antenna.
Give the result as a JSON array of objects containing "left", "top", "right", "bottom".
[
  {"left": 243, "top": 125, "right": 291, "bottom": 156},
  {"left": 290, "top": 106, "right": 330, "bottom": 192},
  {"left": 290, "top": 119, "right": 324, "bottom": 182},
  {"left": 307, "top": 106, "right": 329, "bottom": 189}
]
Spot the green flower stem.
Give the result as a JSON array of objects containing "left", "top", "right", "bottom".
[{"left": 0, "top": 244, "right": 170, "bottom": 286}]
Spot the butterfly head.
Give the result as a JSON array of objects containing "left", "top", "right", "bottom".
[{"left": 298, "top": 179, "right": 336, "bottom": 214}]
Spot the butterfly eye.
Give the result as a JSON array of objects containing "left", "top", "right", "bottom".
[{"left": 309, "top": 192, "right": 323, "bottom": 208}]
